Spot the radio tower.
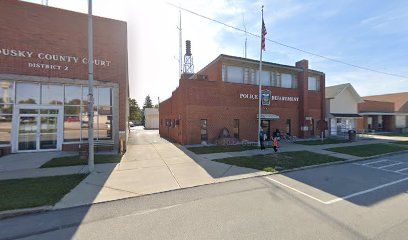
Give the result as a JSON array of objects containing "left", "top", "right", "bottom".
[{"left": 183, "top": 40, "right": 194, "bottom": 73}]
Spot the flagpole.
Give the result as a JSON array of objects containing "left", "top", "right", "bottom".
[{"left": 257, "top": 6, "right": 264, "bottom": 147}]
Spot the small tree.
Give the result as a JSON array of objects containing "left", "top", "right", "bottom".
[
  {"left": 143, "top": 95, "right": 153, "bottom": 110},
  {"left": 142, "top": 95, "right": 154, "bottom": 125},
  {"left": 129, "top": 98, "right": 142, "bottom": 122}
]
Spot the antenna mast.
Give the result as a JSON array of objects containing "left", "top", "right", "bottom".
[
  {"left": 177, "top": 8, "right": 182, "bottom": 79},
  {"left": 243, "top": 14, "right": 247, "bottom": 58}
]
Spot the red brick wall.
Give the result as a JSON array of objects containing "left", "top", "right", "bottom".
[
  {"left": 160, "top": 57, "right": 325, "bottom": 144},
  {"left": 0, "top": 0, "right": 129, "bottom": 131}
]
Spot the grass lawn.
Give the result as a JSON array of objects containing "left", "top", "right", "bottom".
[
  {"left": 215, "top": 151, "right": 344, "bottom": 172},
  {"left": 295, "top": 138, "right": 349, "bottom": 145},
  {"left": 326, "top": 143, "right": 408, "bottom": 157},
  {"left": 0, "top": 174, "right": 87, "bottom": 211},
  {"left": 187, "top": 145, "right": 266, "bottom": 154},
  {"left": 390, "top": 141, "right": 408, "bottom": 145},
  {"left": 376, "top": 133, "right": 408, "bottom": 137},
  {"left": 41, "top": 154, "right": 123, "bottom": 168}
]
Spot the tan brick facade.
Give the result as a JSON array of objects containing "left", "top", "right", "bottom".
[{"left": 159, "top": 55, "right": 325, "bottom": 145}]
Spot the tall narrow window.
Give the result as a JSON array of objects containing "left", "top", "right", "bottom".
[
  {"left": 0, "top": 81, "right": 13, "bottom": 145},
  {"left": 233, "top": 119, "right": 239, "bottom": 139},
  {"left": 200, "top": 119, "right": 208, "bottom": 143}
]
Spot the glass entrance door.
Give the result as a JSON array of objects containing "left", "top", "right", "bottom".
[
  {"left": 40, "top": 116, "right": 58, "bottom": 150},
  {"left": 18, "top": 116, "right": 37, "bottom": 151},
  {"left": 16, "top": 107, "right": 62, "bottom": 152}
]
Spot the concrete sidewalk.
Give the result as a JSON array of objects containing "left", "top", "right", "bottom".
[
  {"left": 2, "top": 129, "right": 404, "bottom": 212},
  {"left": 54, "top": 138, "right": 387, "bottom": 209},
  {"left": 195, "top": 138, "right": 388, "bottom": 161},
  {"left": 53, "top": 128, "right": 273, "bottom": 209}
]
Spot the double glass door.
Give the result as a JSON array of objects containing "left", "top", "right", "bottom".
[{"left": 17, "top": 108, "right": 62, "bottom": 152}]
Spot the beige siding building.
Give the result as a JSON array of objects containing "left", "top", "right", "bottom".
[
  {"left": 144, "top": 108, "right": 159, "bottom": 129},
  {"left": 326, "top": 83, "right": 364, "bottom": 136}
]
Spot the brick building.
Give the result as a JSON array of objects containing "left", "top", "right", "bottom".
[
  {"left": 0, "top": 0, "right": 129, "bottom": 154},
  {"left": 159, "top": 54, "right": 325, "bottom": 145},
  {"left": 357, "top": 92, "right": 408, "bottom": 133}
]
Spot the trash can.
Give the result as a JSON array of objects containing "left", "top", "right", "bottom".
[{"left": 348, "top": 130, "right": 356, "bottom": 142}]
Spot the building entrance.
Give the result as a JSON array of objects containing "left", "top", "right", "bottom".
[
  {"left": 13, "top": 106, "right": 63, "bottom": 152},
  {"left": 261, "top": 120, "right": 271, "bottom": 140}
]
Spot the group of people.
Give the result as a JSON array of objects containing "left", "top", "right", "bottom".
[{"left": 259, "top": 129, "right": 280, "bottom": 152}]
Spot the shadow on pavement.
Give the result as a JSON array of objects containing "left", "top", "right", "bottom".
[{"left": 269, "top": 152, "right": 408, "bottom": 207}]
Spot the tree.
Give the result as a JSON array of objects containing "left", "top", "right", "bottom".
[
  {"left": 143, "top": 95, "right": 153, "bottom": 110},
  {"left": 129, "top": 98, "right": 142, "bottom": 122},
  {"left": 142, "top": 95, "right": 154, "bottom": 126}
]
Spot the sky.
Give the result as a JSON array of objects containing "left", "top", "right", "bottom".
[{"left": 23, "top": 0, "right": 408, "bottom": 106}]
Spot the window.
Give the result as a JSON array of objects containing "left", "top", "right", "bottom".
[
  {"left": 281, "top": 74, "right": 292, "bottom": 88},
  {"left": 308, "top": 76, "right": 320, "bottom": 91},
  {"left": 0, "top": 81, "right": 14, "bottom": 104},
  {"left": 41, "top": 84, "right": 63, "bottom": 105},
  {"left": 64, "top": 86, "right": 113, "bottom": 142},
  {"left": 271, "top": 71, "right": 280, "bottom": 87},
  {"left": 225, "top": 66, "right": 243, "bottom": 83},
  {"left": 256, "top": 70, "right": 271, "bottom": 86},
  {"left": 233, "top": 119, "right": 239, "bottom": 139},
  {"left": 200, "top": 119, "right": 208, "bottom": 142},
  {"left": 16, "top": 82, "right": 40, "bottom": 104},
  {"left": 0, "top": 81, "right": 13, "bottom": 144},
  {"left": 64, "top": 116, "right": 81, "bottom": 142},
  {"left": 64, "top": 85, "right": 82, "bottom": 105},
  {"left": 244, "top": 68, "right": 256, "bottom": 84}
]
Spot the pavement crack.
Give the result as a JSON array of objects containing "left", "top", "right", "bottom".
[
  {"left": 152, "top": 144, "right": 182, "bottom": 188},
  {"left": 84, "top": 182, "right": 141, "bottom": 196}
]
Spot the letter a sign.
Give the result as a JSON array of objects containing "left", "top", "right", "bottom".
[{"left": 261, "top": 89, "right": 271, "bottom": 106}]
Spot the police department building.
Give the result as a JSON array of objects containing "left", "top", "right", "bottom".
[{"left": 159, "top": 54, "right": 325, "bottom": 144}]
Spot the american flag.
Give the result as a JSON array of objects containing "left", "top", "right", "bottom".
[{"left": 261, "top": 19, "right": 267, "bottom": 51}]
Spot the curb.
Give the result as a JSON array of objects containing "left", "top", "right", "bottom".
[
  {"left": 0, "top": 205, "right": 52, "bottom": 220},
  {"left": 1, "top": 150, "right": 407, "bottom": 220},
  {"left": 267, "top": 149, "right": 408, "bottom": 175}
]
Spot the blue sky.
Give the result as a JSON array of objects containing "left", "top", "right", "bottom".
[{"left": 22, "top": 0, "right": 408, "bottom": 104}]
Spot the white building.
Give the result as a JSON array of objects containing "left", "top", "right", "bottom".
[
  {"left": 144, "top": 108, "right": 159, "bottom": 129},
  {"left": 325, "top": 83, "right": 364, "bottom": 136}
]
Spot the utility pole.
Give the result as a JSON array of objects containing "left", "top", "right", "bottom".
[{"left": 87, "top": 0, "right": 95, "bottom": 172}]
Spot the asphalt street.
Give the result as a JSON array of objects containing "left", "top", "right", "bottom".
[{"left": 1, "top": 152, "right": 408, "bottom": 240}]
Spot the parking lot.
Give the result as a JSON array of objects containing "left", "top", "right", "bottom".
[{"left": 266, "top": 152, "right": 408, "bottom": 206}]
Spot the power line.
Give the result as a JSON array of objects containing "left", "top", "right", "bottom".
[{"left": 166, "top": 2, "right": 408, "bottom": 80}]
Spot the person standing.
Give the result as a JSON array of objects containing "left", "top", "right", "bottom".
[
  {"left": 259, "top": 129, "right": 265, "bottom": 150},
  {"left": 273, "top": 137, "right": 279, "bottom": 152}
]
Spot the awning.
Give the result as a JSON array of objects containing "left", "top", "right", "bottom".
[
  {"left": 359, "top": 112, "right": 408, "bottom": 116},
  {"left": 257, "top": 114, "right": 280, "bottom": 120},
  {"left": 330, "top": 113, "right": 361, "bottom": 118}
]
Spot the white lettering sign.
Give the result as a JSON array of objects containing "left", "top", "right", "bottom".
[
  {"left": 239, "top": 93, "right": 299, "bottom": 102},
  {"left": 0, "top": 47, "right": 112, "bottom": 71},
  {"left": 239, "top": 93, "right": 258, "bottom": 100}
]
